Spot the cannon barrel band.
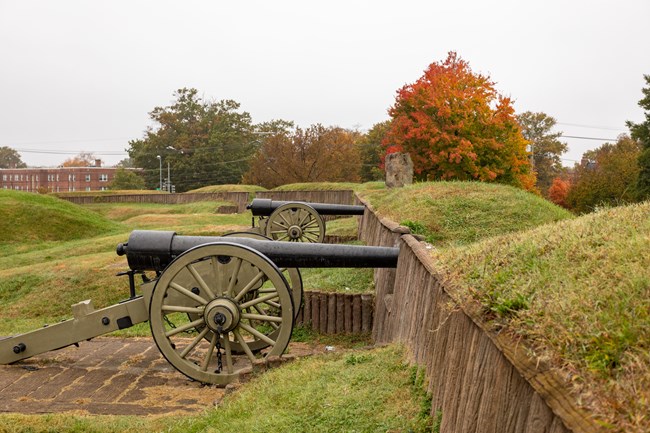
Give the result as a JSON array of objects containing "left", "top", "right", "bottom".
[
  {"left": 117, "top": 230, "right": 399, "bottom": 272},
  {"left": 246, "top": 198, "right": 365, "bottom": 216}
]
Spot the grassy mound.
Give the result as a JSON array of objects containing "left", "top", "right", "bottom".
[
  {"left": 187, "top": 184, "right": 267, "bottom": 193},
  {"left": 53, "top": 190, "right": 163, "bottom": 197},
  {"left": 435, "top": 201, "right": 650, "bottom": 432},
  {"left": 0, "top": 190, "right": 121, "bottom": 246},
  {"left": 360, "top": 181, "right": 573, "bottom": 248},
  {"left": 273, "top": 181, "right": 385, "bottom": 191}
]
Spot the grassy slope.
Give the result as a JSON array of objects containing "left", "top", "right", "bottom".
[
  {"left": 360, "top": 181, "right": 573, "bottom": 248},
  {"left": 0, "top": 190, "right": 121, "bottom": 248},
  {"left": 0, "top": 204, "right": 252, "bottom": 335},
  {"left": 0, "top": 345, "right": 432, "bottom": 433},
  {"left": 53, "top": 190, "right": 164, "bottom": 197},
  {"left": 0, "top": 195, "right": 365, "bottom": 334},
  {"left": 273, "top": 181, "right": 385, "bottom": 191},
  {"left": 187, "top": 184, "right": 267, "bottom": 193},
  {"left": 434, "top": 201, "right": 649, "bottom": 432},
  {"left": 10, "top": 181, "right": 633, "bottom": 429}
]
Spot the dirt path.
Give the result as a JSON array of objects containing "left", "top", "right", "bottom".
[{"left": 0, "top": 337, "right": 322, "bottom": 416}]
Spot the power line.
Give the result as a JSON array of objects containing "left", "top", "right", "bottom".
[
  {"left": 13, "top": 148, "right": 127, "bottom": 155},
  {"left": 561, "top": 135, "right": 618, "bottom": 141},
  {"left": 556, "top": 122, "right": 626, "bottom": 132},
  {"left": 1, "top": 137, "right": 131, "bottom": 146}
]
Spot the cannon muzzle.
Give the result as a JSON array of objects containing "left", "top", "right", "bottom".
[
  {"left": 117, "top": 230, "right": 398, "bottom": 272},
  {"left": 247, "top": 198, "right": 365, "bottom": 216}
]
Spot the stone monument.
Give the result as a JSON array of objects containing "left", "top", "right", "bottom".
[{"left": 385, "top": 152, "right": 413, "bottom": 188}]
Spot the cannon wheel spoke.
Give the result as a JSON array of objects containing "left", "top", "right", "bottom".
[
  {"left": 223, "top": 233, "right": 303, "bottom": 321},
  {"left": 149, "top": 242, "right": 293, "bottom": 386},
  {"left": 265, "top": 202, "right": 325, "bottom": 243}
]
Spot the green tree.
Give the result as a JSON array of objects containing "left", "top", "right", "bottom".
[
  {"left": 626, "top": 74, "right": 650, "bottom": 200},
  {"left": 115, "top": 157, "right": 135, "bottom": 168},
  {"left": 357, "top": 121, "right": 391, "bottom": 182},
  {"left": 566, "top": 135, "right": 641, "bottom": 213},
  {"left": 516, "top": 111, "right": 568, "bottom": 194},
  {"left": 0, "top": 146, "right": 27, "bottom": 168},
  {"left": 384, "top": 52, "right": 534, "bottom": 190},
  {"left": 109, "top": 168, "right": 146, "bottom": 190},
  {"left": 127, "top": 88, "right": 256, "bottom": 192}
]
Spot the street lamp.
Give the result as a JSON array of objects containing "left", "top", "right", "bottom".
[{"left": 156, "top": 155, "right": 162, "bottom": 191}]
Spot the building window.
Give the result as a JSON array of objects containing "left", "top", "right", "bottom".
[
  {"left": 99, "top": 174, "right": 108, "bottom": 182},
  {"left": 2, "top": 175, "right": 6, "bottom": 181},
  {"left": 56, "top": 174, "right": 59, "bottom": 181},
  {"left": 100, "top": 186, "right": 108, "bottom": 191},
  {"left": 85, "top": 174, "right": 91, "bottom": 182},
  {"left": 85, "top": 186, "right": 91, "bottom": 191}
]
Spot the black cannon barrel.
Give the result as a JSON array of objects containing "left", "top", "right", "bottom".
[
  {"left": 247, "top": 198, "right": 365, "bottom": 216},
  {"left": 116, "top": 230, "right": 398, "bottom": 272}
]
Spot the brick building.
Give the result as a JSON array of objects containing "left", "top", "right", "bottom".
[{"left": 0, "top": 161, "right": 128, "bottom": 193}]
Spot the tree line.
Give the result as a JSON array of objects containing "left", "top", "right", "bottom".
[{"left": 3, "top": 54, "right": 648, "bottom": 214}]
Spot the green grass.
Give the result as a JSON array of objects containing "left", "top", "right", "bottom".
[
  {"left": 325, "top": 216, "right": 359, "bottom": 237},
  {"left": 0, "top": 345, "right": 430, "bottom": 433},
  {"left": 272, "top": 181, "right": 385, "bottom": 191},
  {"left": 167, "top": 345, "right": 430, "bottom": 433},
  {"left": 301, "top": 267, "right": 374, "bottom": 294},
  {"left": 187, "top": 184, "right": 267, "bottom": 193},
  {"left": 0, "top": 190, "right": 122, "bottom": 247},
  {"left": 84, "top": 201, "right": 231, "bottom": 221},
  {"left": 435, "top": 201, "right": 650, "bottom": 432},
  {"left": 360, "top": 181, "right": 573, "bottom": 248},
  {"left": 0, "top": 196, "right": 368, "bottom": 336},
  {"left": 53, "top": 190, "right": 164, "bottom": 197}
]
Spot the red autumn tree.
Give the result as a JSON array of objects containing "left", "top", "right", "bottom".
[
  {"left": 243, "top": 124, "right": 362, "bottom": 189},
  {"left": 547, "top": 177, "right": 571, "bottom": 208},
  {"left": 384, "top": 52, "right": 534, "bottom": 190}
]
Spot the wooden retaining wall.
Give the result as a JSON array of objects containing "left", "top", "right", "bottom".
[
  {"left": 356, "top": 194, "right": 600, "bottom": 433},
  {"left": 59, "top": 192, "right": 250, "bottom": 212},
  {"left": 294, "top": 291, "right": 374, "bottom": 334},
  {"left": 255, "top": 189, "right": 356, "bottom": 205}
]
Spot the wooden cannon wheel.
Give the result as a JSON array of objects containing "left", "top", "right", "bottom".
[
  {"left": 265, "top": 202, "right": 325, "bottom": 243},
  {"left": 184, "top": 232, "right": 303, "bottom": 355},
  {"left": 222, "top": 231, "right": 303, "bottom": 319},
  {"left": 149, "top": 242, "right": 294, "bottom": 385}
]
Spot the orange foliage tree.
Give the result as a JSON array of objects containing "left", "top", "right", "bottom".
[
  {"left": 384, "top": 52, "right": 534, "bottom": 190},
  {"left": 547, "top": 177, "right": 571, "bottom": 208},
  {"left": 243, "top": 124, "right": 362, "bottom": 189},
  {"left": 60, "top": 151, "right": 98, "bottom": 167}
]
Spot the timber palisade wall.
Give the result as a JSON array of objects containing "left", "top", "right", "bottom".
[
  {"left": 255, "top": 189, "right": 355, "bottom": 205},
  {"left": 59, "top": 190, "right": 357, "bottom": 216},
  {"left": 356, "top": 194, "right": 600, "bottom": 433},
  {"left": 294, "top": 291, "right": 374, "bottom": 334},
  {"left": 59, "top": 192, "right": 250, "bottom": 212}
]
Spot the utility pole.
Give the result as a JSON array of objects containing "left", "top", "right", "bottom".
[{"left": 167, "top": 161, "right": 171, "bottom": 193}]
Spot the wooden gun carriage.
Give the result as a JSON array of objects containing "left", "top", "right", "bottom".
[
  {"left": 0, "top": 230, "right": 397, "bottom": 385},
  {"left": 246, "top": 198, "right": 365, "bottom": 243}
]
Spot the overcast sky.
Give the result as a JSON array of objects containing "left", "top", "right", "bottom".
[{"left": 1, "top": 0, "right": 648, "bottom": 168}]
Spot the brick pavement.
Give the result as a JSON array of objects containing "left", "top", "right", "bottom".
[{"left": 0, "top": 337, "right": 320, "bottom": 416}]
